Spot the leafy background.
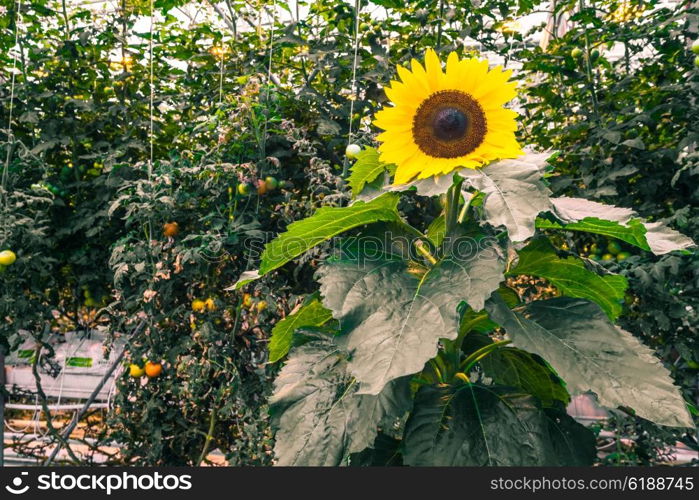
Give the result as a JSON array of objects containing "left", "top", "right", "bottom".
[{"left": 0, "top": 0, "right": 697, "bottom": 464}]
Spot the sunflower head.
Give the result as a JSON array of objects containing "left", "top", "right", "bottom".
[{"left": 374, "top": 49, "right": 523, "bottom": 185}]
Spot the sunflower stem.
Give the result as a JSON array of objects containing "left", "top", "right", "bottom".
[
  {"left": 456, "top": 194, "right": 471, "bottom": 224},
  {"left": 445, "top": 177, "right": 464, "bottom": 236}
]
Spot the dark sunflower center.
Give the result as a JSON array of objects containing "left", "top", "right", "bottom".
[
  {"left": 433, "top": 108, "right": 468, "bottom": 141},
  {"left": 412, "top": 90, "right": 487, "bottom": 159}
]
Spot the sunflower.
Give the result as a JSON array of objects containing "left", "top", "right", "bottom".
[{"left": 374, "top": 49, "right": 523, "bottom": 185}]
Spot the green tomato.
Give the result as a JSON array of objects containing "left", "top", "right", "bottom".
[
  {"left": 265, "top": 176, "right": 279, "bottom": 191},
  {"left": 60, "top": 166, "right": 72, "bottom": 181},
  {"left": 692, "top": 40, "right": 699, "bottom": 55},
  {"left": 588, "top": 254, "right": 601, "bottom": 261},
  {"left": 589, "top": 243, "right": 599, "bottom": 254},
  {"left": 616, "top": 252, "right": 631, "bottom": 261},
  {"left": 237, "top": 183, "right": 251, "bottom": 196},
  {"left": 695, "top": 55, "right": 699, "bottom": 68},
  {"left": 590, "top": 49, "right": 600, "bottom": 62},
  {"left": 607, "top": 241, "right": 622, "bottom": 255},
  {"left": 601, "top": 253, "right": 614, "bottom": 261},
  {"left": 571, "top": 47, "right": 583, "bottom": 59}
]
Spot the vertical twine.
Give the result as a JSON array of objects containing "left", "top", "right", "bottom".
[
  {"left": 1, "top": 0, "right": 23, "bottom": 219},
  {"left": 148, "top": 0, "right": 155, "bottom": 179},
  {"left": 342, "top": 0, "right": 361, "bottom": 176}
]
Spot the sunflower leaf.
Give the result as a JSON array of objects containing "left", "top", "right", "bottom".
[
  {"left": 402, "top": 384, "right": 595, "bottom": 466},
  {"left": 268, "top": 298, "right": 334, "bottom": 363},
  {"left": 536, "top": 217, "right": 650, "bottom": 250},
  {"left": 317, "top": 246, "right": 505, "bottom": 395},
  {"left": 258, "top": 193, "right": 400, "bottom": 276},
  {"left": 426, "top": 214, "right": 446, "bottom": 247},
  {"left": 347, "top": 147, "right": 388, "bottom": 197},
  {"left": 270, "top": 336, "right": 411, "bottom": 466},
  {"left": 459, "top": 152, "right": 553, "bottom": 242},
  {"left": 486, "top": 296, "right": 694, "bottom": 428},
  {"left": 542, "top": 197, "right": 695, "bottom": 255},
  {"left": 508, "top": 238, "right": 627, "bottom": 320},
  {"left": 479, "top": 345, "right": 571, "bottom": 407}
]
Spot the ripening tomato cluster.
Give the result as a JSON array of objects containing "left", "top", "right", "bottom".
[
  {"left": 129, "top": 361, "right": 163, "bottom": 379},
  {"left": 237, "top": 176, "right": 285, "bottom": 196}
]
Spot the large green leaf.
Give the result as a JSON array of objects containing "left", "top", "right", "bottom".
[
  {"left": 544, "top": 406, "right": 598, "bottom": 466},
  {"left": 542, "top": 197, "right": 695, "bottom": 255},
  {"left": 270, "top": 336, "right": 411, "bottom": 466},
  {"left": 349, "top": 433, "right": 403, "bottom": 466},
  {"left": 258, "top": 193, "right": 400, "bottom": 275},
  {"left": 486, "top": 296, "right": 693, "bottom": 428},
  {"left": 536, "top": 217, "right": 650, "bottom": 250},
  {"left": 347, "top": 147, "right": 387, "bottom": 197},
  {"left": 508, "top": 238, "right": 627, "bottom": 320},
  {"left": 317, "top": 248, "right": 505, "bottom": 395},
  {"left": 480, "top": 346, "right": 571, "bottom": 407},
  {"left": 402, "top": 384, "right": 593, "bottom": 466},
  {"left": 459, "top": 152, "right": 553, "bottom": 242},
  {"left": 268, "top": 298, "right": 334, "bottom": 363}
]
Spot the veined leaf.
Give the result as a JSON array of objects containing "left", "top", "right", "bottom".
[
  {"left": 270, "top": 336, "right": 411, "bottom": 466},
  {"left": 536, "top": 217, "right": 650, "bottom": 250},
  {"left": 403, "top": 384, "right": 594, "bottom": 466},
  {"left": 544, "top": 407, "right": 598, "bottom": 466},
  {"left": 486, "top": 296, "right": 693, "bottom": 428},
  {"left": 644, "top": 221, "right": 696, "bottom": 255},
  {"left": 258, "top": 193, "right": 400, "bottom": 275},
  {"left": 544, "top": 197, "right": 695, "bottom": 255},
  {"left": 268, "top": 298, "right": 334, "bottom": 363},
  {"left": 508, "top": 238, "right": 627, "bottom": 320},
  {"left": 480, "top": 346, "right": 570, "bottom": 407},
  {"left": 349, "top": 433, "right": 403, "bottom": 466},
  {"left": 387, "top": 171, "right": 457, "bottom": 197},
  {"left": 549, "top": 196, "right": 636, "bottom": 223},
  {"left": 426, "top": 215, "right": 446, "bottom": 247},
  {"left": 347, "top": 147, "right": 387, "bottom": 197},
  {"left": 317, "top": 247, "right": 505, "bottom": 395},
  {"left": 459, "top": 152, "right": 553, "bottom": 242}
]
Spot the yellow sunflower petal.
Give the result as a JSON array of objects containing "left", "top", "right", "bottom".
[
  {"left": 423, "top": 48, "right": 444, "bottom": 90},
  {"left": 396, "top": 64, "right": 430, "bottom": 101}
]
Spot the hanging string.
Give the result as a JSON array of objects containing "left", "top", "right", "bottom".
[
  {"left": 260, "top": 0, "right": 276, "bottom": 162},
  {"left": 218, "top": 50, "right": 225, "bottom": 106},
  {"left": 1, "top": 0, "right": 23, "bottom": 223},
  {"left": 148, "top": 0, "right": 155, "bottom": 180},
  {"left": 342, "top": 0, "right": 362, "bottom": 176}
]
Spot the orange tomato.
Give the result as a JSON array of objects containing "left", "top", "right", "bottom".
[
  {"left": 163, "top": 222, "right": 180, "bottom": 237},
  {"left": 242, "top": 293, "right": 253, "bottom": 308},
  {"left": 145, "top": 361, "right": 163, "bottom": 378}
]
